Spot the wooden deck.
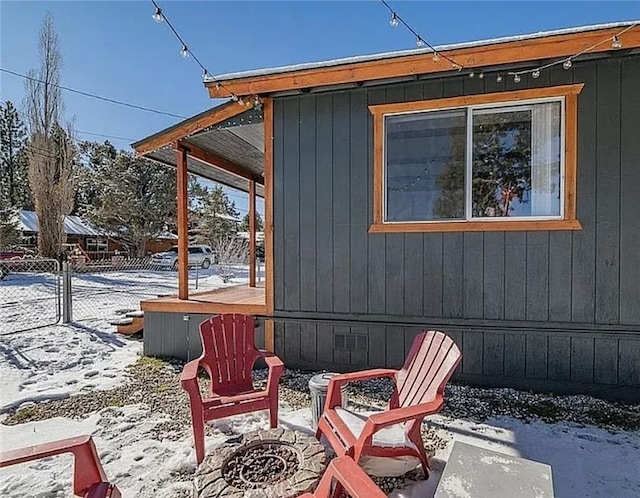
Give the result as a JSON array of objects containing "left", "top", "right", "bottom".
[{"left": 140, "top": 284, "right": 266, "bottom": 315}]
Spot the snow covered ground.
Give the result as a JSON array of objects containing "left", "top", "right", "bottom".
[{"left": 1, "top": 269, "right": 639, "bottom": 497}]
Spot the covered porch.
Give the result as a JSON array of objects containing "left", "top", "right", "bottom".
[{"left": 132, "top": 98, "right": 274, "bottom": 341}]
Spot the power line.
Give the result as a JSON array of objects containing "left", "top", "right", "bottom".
[
  {"left": 0, "top": 99, "right": 136, "bottom": 143},
  {"left": 0, "top": 67, "right": 186, "bottom": 119}
]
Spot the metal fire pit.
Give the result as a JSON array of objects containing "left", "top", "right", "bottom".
[{"left": 194, "top": 429, "right": 327, "bottom": 498}]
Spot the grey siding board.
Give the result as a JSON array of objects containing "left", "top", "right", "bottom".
[
  {"left": 619, "top": 56, "right": 640, "bottom": 325},
  {"left": 504, "top": 232, "right": 527, "bottom": 320},
  {"left": 548, "top": 232, "right": 573, "bottom": 322},
  {"left": 333, "top": 325, "right": 350, "bottom": 364},
  {"left": 570, "top": 336, "right": 595, "bottom": 384},
  {"left": 332, "top": 92, "right": 351, "bottom": 314},
  {"left": 315, "top": 93, "right": 334, "bottom": 312},
  {"left": 483, "top": 232, "right": 505, "bottom": 320},
  {"left": 423, "top": 234, "right": 443, "bottom": 317},
  {"left": 571, "top": 63, "right": 597, "bottom": 323},
  {"left": 504, "top": 333, "right": 526, "bottom": 378},
  {"left": 283, "top": 98, "right": 301, "bottom": 311},
  {"left": 463, "top": 233, "right": 484, "bottom": 319},
  {"left": 593, "top": 337, "right": 618, "bottom": 385},
  {"left": 385, "top": 326, "right": 406, "bottom": 368},
  {"left": 300, "top": 322, "right": 317, "bottom": 363},
  {"left": 273, "top": 99, "right": 286, "bottom": 311},
  {"left": 547, "top": 335, "right": 571, "bottom": 382},
  {"left": 525, "top": 333, "right": 548, "bottom": 380},
  {"left": 404, "top": 234, "right": 423, "bottom": 316},
  {"left": 367, "top": 88, "right": 387, "bottom": 314},
  {"left": 462, "top": 330, "right": 483, "bottom": 375},
  {"left": 595, "top": 58, "right": 621, "bottom": 325},
  {"left": 299, "top": 96, "right": 317, "bottom": 312},
  {"left": 316, "top": 324, "right": 333, "bottom": 364},
  {"left": 442, "top": 233, "right": 464, "bottom": 318},
  {"left": 483, "top": 332, "right": 504, "bottom": 377},
  {"left": 525, "top": 232, "right": 549, "bottom": 321},
  {"left": 367, "top": 326, "right": 386, "bottom": 367},
  {"left": 618, "top": 339, "right": 640, "bottom": 385},
  {"left": 350, "top": 325, "right": 369, "bottom": 366},
  {"left": 349, "top": 90, "right": 369, "bottom": 314}
]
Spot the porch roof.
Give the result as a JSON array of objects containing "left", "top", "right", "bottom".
[{"left": 132, "top": 102, "right": 265, "bottom": 197}]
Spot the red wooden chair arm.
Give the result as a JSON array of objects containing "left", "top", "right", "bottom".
[
  {"left": 0, "top": 435, "right": 120, "bottom": 497},
  {"left": 326, "top": 369, "right": 398, "bottom": 409},
  {"left": 355, "top": 395, "right": 444, "bottom": 457},
  {"left": 303, "top": 456, "right": 386, "bottom": 498},
  {"left": 180, "top": 359, "right": 203, "bottom": 400},
  {"left": 260, "top": 351, "right": 285, "bottom": 394}
]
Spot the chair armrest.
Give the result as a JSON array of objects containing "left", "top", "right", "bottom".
[
  {"left": 326, "top": 369, "right": 398, "bottom": 410},
  {"left": 0, "top": 435, "right": 114, "bottom": 497},
  {"left": 368, "top": 395, "right": 444, "bottom": 429},
  {"left": 259, "top": 351, "right": 284, "bottom": 394},
  {"left": 314, "top": 456, "right": 386, "bottom": 498},
  {"left": 180, "top": 359, "right": 203, "bottom": 397}
]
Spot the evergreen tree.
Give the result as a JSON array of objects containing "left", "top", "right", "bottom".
[
  {"left": 195, "top": 185, "right": 239, "bottom": 243},
  {"left": 0, "top": 101, "right": 32, "bottom": 209},
  {"left": 79, "top": 142, "right": 177, "bottom": 256},
  {"left": 238, "top": 211, "right": 264, "bottom": 232},
  {"left": 0, "top": 208, "right": 22, "bottom": 249}
]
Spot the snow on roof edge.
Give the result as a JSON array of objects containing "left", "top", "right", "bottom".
[{"left": 207, "top": 21, "right": 639, "bottom": 83}]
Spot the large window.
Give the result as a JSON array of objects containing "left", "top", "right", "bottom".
[{"left": 370, "top": 85, "right": 583, "bottom": 232}]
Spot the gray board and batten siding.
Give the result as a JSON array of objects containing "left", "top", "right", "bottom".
[{"left": 271, "top": 52, "right": 640, "bottom": 401}]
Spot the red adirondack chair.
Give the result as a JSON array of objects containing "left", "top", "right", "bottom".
[
  {"left": 181, "top": 314, "right": 285, "bottom": 464},
  {"left": 0, "top": 435, "right": 121, "bottom": 497},
  {"left": 316, "top": 330, "right": 461, "bottom": 478},
  {"left": 298, "top": 456, "right": 386, "bottom": 498}
]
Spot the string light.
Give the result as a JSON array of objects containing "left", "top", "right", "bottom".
[
  {"left": 612, "top": 35, "right": 622, "bottom": 49},
  {"left": 496, "top": 74, "right": 503, "bottom": 83},
  {"left": 150, "top": 0, "right": 243, "bottom": 100},
  {"left": 478, "top": 72, "right": 484, "bottom": 79},
  {"left": 513, "top": 74, "right": 521, "bottom": 83},
  {"left": 469, "top": 71, "right": 475, "bottom": 78},
  {"left": 380, "top": 0, "right": 465, "bottom": 72},
  {"left": 506, "top": 23, "right": 637, "bottom": 82},
  {"left": 152, "top": 6, "right": 163, "bottom": 23}
]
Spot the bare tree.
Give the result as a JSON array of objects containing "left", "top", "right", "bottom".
[{"left": 23, "top": 13, "right": 75, "bottom": 258}]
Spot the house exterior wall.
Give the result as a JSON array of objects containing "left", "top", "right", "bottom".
[{"left": 271, "top": 53, "right": 640, "bottom": 401}]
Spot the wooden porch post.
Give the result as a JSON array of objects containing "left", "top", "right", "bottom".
[
  {"left": 249, "top": 180, "right": 256, "bottom": 288},
  {"left": 176, "top": 144, "right": 189, "bottom": 300}
]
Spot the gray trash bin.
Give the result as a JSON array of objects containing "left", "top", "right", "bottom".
[{"left": 309, "top": 373, "right": 348, "bottom": 428}]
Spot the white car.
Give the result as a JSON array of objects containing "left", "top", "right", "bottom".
[{"left": 151, "top": 245, "right": 214, "bottom": 269}]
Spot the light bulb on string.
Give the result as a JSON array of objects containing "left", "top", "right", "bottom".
[
  {"left": 469, "top": 71, "right": 475, "bottom": 78},
  {"left": 563, "top": 59, "right": 572, "bottom": 70},
  {"left": 152, "top": 7, "right": 163, "bottom": 23},
  {"left": 532, "top": 69, "right": 541, "bottom": 79},
  {"left": 513, "top": 74, "right": 521, "bottom": 83},
  {"left": 390, "top": 13, "right": 399, "bottom": 28},
  {"left": 180, "top": 45, "right": 189, "bottom": 58},
  {"left": 237, "top": 97, "right": 245, "bottom": 106},
  {"left": 612, "top": 35, "right": 622, "bottom": 49},
  {"left": 416, "top": 36, "right": 425, "bottom": 47},
  {"left": 478, "top": 72, "right": 484, "bottom": 79},
  {"left": 231, "top": 94, "right": 239, "bottom": 102},
  {"left": 432, "top": 52, "right": 440, "bottom": 62},
  {"left": 496, "top": 74, "right": 503, "bottom": 83}
]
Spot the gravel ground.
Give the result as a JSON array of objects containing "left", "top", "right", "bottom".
[{"left": 4, "top": 358, "right": 640, "bottom": 495}]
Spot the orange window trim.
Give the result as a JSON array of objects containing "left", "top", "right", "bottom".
[{"left": 369, "top": 84, "right": 584, "bottom": 234}]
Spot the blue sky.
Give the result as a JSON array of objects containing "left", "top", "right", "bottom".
[{"left": 1, "top": 1, "right": 638, "bottom": 214}]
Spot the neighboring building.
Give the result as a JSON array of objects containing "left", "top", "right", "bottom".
[
  {"left": 16, "top": 210, "right": 177, "bottom": 258},
  {"left": 133, "top": 22, "right": 640, "bottom": 401}
]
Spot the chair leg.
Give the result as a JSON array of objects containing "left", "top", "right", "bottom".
[
  {"left": 190, "top": 406, "right": 206, "bottom": 465},
  {"left": 269, "top": 399, "right": 279, "bottom": 428},
  {"left": 415, "top": 439, "right": 430, "bottom": 478}
]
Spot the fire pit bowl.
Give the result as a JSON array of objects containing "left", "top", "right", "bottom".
[{"left": 194, "top": 428, "right": 327, "bottom": 498}]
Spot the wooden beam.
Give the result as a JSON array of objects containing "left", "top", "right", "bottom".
[
  {"left": 176, "top": 144, "right": 189, "bottom": 300},
  {"left": 185, "top": 143, "right": 264, "bottom": 185},
  {"left": 135, "top": 101, "right": 249, "bottom": 155},
  {"left": 263, "top": 98, "right": 274, "bottom": 317},
  {"left": 249, "top": 180, "right": 256, "bottom": 288},
  {"left": 206, "top": 26, "right": 640, "bottom": 98}
]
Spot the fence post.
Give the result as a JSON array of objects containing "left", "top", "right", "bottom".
[{"left": 62, "top": 262, "right": 73, "bottom": 323}]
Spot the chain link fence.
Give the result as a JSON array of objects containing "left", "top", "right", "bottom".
[
  {"left": 0, "top": 252, "right": 264, "bottom": 333},
  {"left": 0, "top": 258, "right": 60, "bottom": 334}
]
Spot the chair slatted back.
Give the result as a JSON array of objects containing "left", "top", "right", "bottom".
[
  {"left": 199, "top": 314, "right": 259, "bottom": 396},
  {"left": 392, "top": 331, "right": 461, "bottom": 409}
]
